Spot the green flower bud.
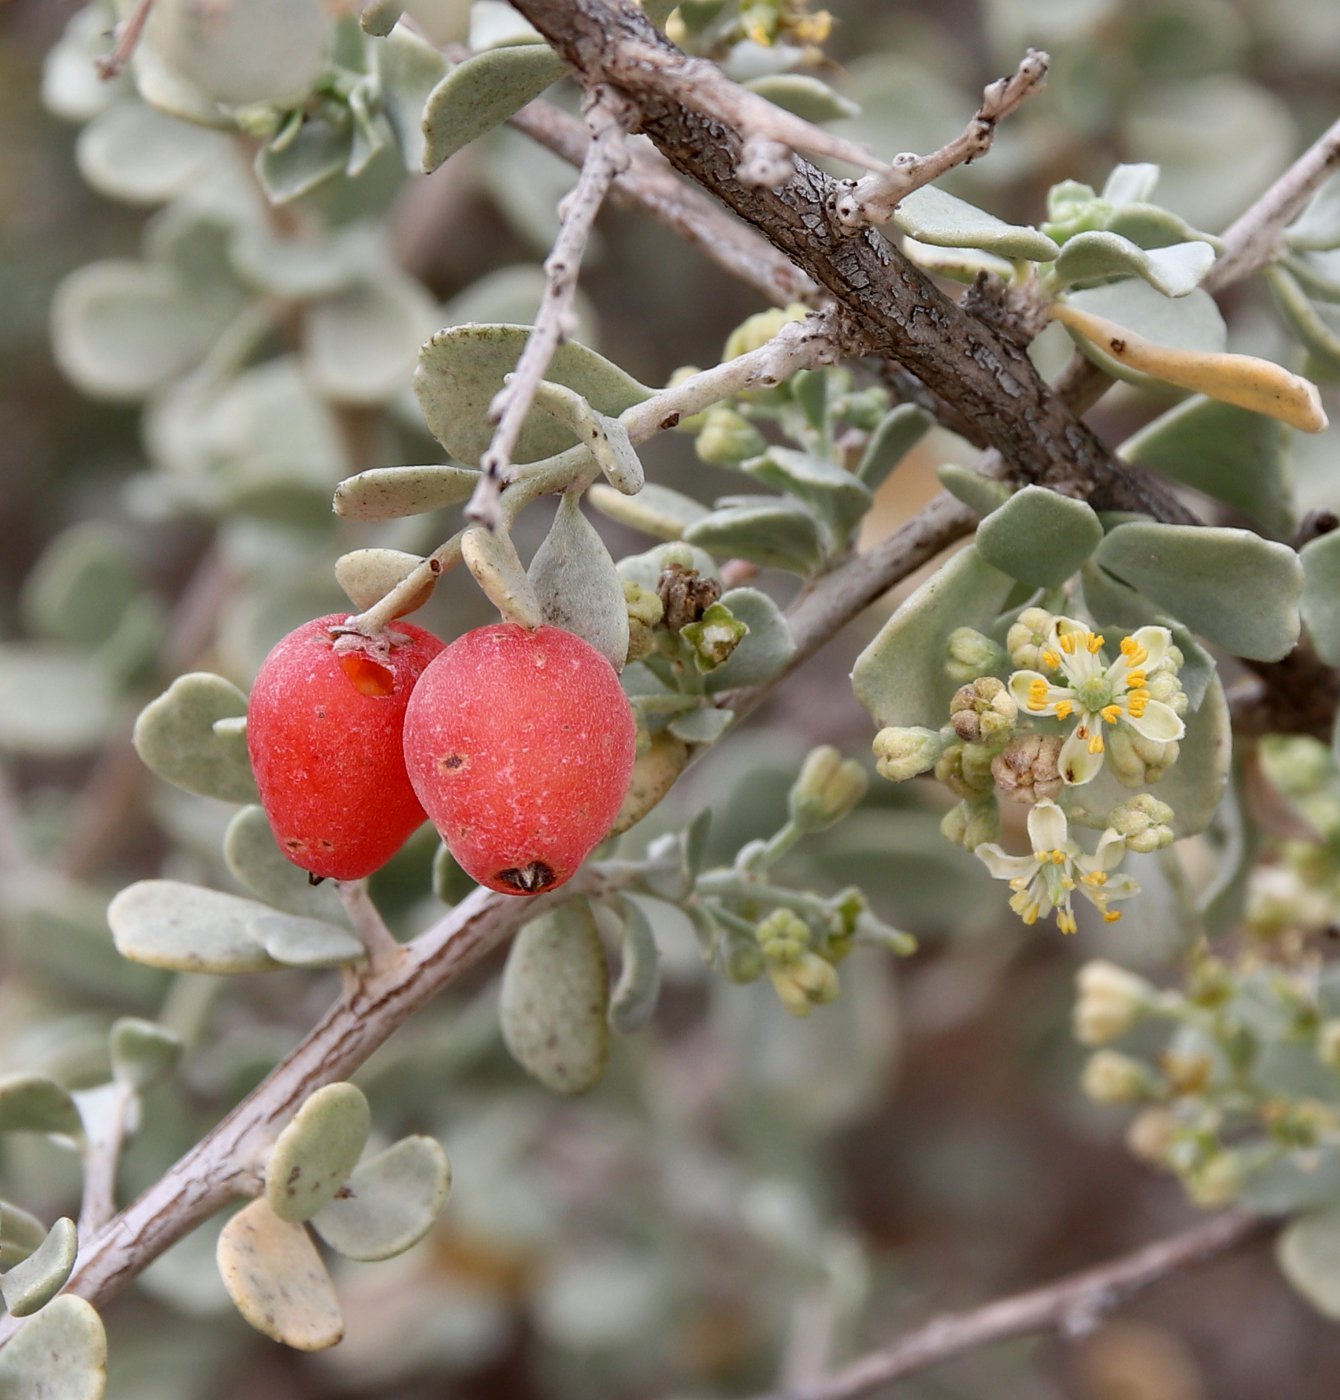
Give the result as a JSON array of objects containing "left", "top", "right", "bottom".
[
  {"left": 1183, "top": 1152, "right": 1243, "bottom": 1209},
  {"left": 1146, "top": 669, "right": 1189, "bottom": 715},
  {"left": 935, "top": 742, "right": 995, "bottom": 799},
  {"left": 768, "top": 952, "right": 840, "bottom": 1017},
  {"left": 1074, "top": 960, "right": 1153, "bottom": 1045},
  {"left": 873, "top": 725, "right": 944, "bottom": 782},
  {"left": 1082, "top": 1049, "right": 1152, "bottom": 1104},
  {"left": 723, "top": 304, "right": 808, "bottom": 361},
  {"left": 1107, "top": 727, "right": 1180, "bottom": 787},
  {"left": 1107, "top": 794, "right": 1175, "bottom": 854},
  {"left": 1126, "top": 1107, "right": 1178, "bottom": 1165},
  {"left": 940, "top": 796, "right": 1000, "bottom": 850},
  {"left": 695, "top": 408, "right": 767, "bottom": 465},
  {"left": 624, "top": 580, "right": 665, "bottom": 662},
  {"left": 948, "top": 676, "right": 1018, "bottom": 744},
  {"left": 681, "top": 601, "right": 749, "bottom": 672},
  {"left": 1319, "top": 1020, "right": 1340, "bottom": 1073},
  {"left": 1041, "top": 181, "right": 1110, "bottom": 243},
  {"left": 756, "top": 908, "right": 810, "bottom": 964},
  {"left": 945, "top": 627, "right": 1008, "bottom": 684},
  {"left": 789, "top": 745, "right": 869, "bottom": 832},
  {"left": 723, "top": 936, "right": 766, "bottom": 984},
  {"left": 1005, "top": 606, "right": 1056, "bottom": 669}
]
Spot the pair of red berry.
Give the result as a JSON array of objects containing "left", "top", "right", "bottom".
[{"left": 246, "top": 616, "right": 637, "bottom": 895}]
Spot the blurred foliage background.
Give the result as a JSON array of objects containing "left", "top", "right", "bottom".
[{"left": 2, "top": 1, "right": 1340, "bottom": 1397}]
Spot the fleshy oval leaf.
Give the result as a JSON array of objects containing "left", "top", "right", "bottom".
[
  {"left": 76, "top": 100, "right": 231, "bottom": 205},
  {"left": 421, "top": 44, "right": 566, "bottom": 172},
  {"left": 249, "top": 913, "right": 366, "bottom": 970},
  {"left": 223, "top": 806, "right": 351, "bottom": 924},
  {"left": 587, "top": 481, "right": 709, "bottom": 540},
  {"left": 1278, "top": 1204, "right": 1340, "bottom": 1319},
  {"left": 607, "top": 896, "right": 662, "bottom": 1035},
  {"left": 0, "top": 1295, "right": 107, "bottom": 1400},
  {"left": 1301, "top": 530, "right": 1340, "bottom": 667},
  {"left": 0, "top": 646, "right": 118, "bottom": 757},
  {"left": 0, "top": 1076, "right": 82, "bottom": 1138},
  {"left": 1051, "top": 232, "right": 1217, "bottom": 297},
  {"left": 334, "top": 548, "right": 437, "bottom": 617},
  {"left": 1266, "top": 264, "right": 1340, "bottom": 377},
  {"left": 1120, "top": 396, "right": 1295, "bottom": 538},
  {"left": 108, "top": 881, "right": 282, "bottom": 974},
  {"left": 415, "top": 324, "right": 651, "bottom": 466},
  {"left": 0, "top": 1203, "right": 48, "bottom": 1272},
  {"left": 265, "top": 1083, "right": 372, "bottom": 1225},
  {"left": 0, "top": 1217, "right": 77, "bottom": 1318},
  {"left": 684, "top": 498, "right": 825, "bottom": 575},
  {"left": 310, "top": 1135, "right": 451, "bottom": 1261},
  {"left": 528, "top": 492, "right": 630, "bottom": 671},
  {"left": 974, "top": 484, "right": 1103, "bottom": 587},
  {"left": 217, "top": 1197, "right": 343, "bottom": 1350},
  {"left": 21, "top": 523, "right": 142, "bottom": 649},
  {"left": 374, "top": 21, "right": 449, "bottom": 173},
  {"left": 893, "top": 185, "right": 1060, "bottom": 262},
  {"left": 856, "top": 404, "right": 933, "bottom": 491},
  {"left": 851, "top": 544, "right": 1015, "bottom": 729},
  {"left": 1053, "top": 298, "right": 1327, "bottom": 431},
  {"left": 253, "top": 116, "right": 351, "bottom": 205},
  {"left": 936, "top": 464, "right": 1012, "bottom": 516},
  {"left": 500, "top": 898, "right": 610, "bottom": 1095},
  {"left": 109, "top": 1018, "right": 183, "bottom": 1092},
  {"left": 1060, "top": 279, "right": 1226, "bottom": 381},
  {"left": 744, "top": 73, "right": 859, "bottom": 122},
  {"left": 902, "top": 236, "right": 1014, "bottom": 285},
  {"left": 333, "top": 464, "right": 480, "bottom": 520},
  {"left": 742, "top": 447, "right": 872, "bottom": 541},
  {"left": 461, "top": 525, "right": 544, "bottom": 630},
  {"left": 1096, "top": 521, "right": 1303, "bottom": 661},
  {"left": 304, "top": 276, "right": 439, "bottom": 406},
  {"left": 609, "top": 731, "right": 691, "bottom": 835},
  {"left": 132, "top": 672, "right": 258, "bottom": 805},
  {"left": 668, "top": 704, "right": 734, "bottom": 745}
]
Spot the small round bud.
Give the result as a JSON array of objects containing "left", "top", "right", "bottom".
[
  {"left": 940, "top": 796, "right": 1000, "bottom": 850},
  {"left": 756, "top": 908, "right": 810, "bottom": 964},
  {"left": 623, "top": 580, "right": 664, "bottom": 663},
  {"left": 1082, "top": 1050, "right": 1150, "bottom": 1104},
  {"left": 935, "top": 743, "right": 995, "bottom": 799},
  {"left": 945, "top": 627, "right": 1007, "bottom": 683},
  {"left": 789, "top": 745, "right": 869, "bottom": 832},
  {"left": 1146, "top": 670, "right": 1188, "bottom": 714},
  {"left": 992, "top": 733, "right": 1064, "bottom": 805},
  {"left": 1074, "top": 960, "right": 1152, "bottom": 1045},
  {"left": 873, "top": 726, "right": 944, "bottom": 782},
  {"left": 1107, "top": 794, "right": 1175, "bottom": 854},
  {"left": 1184, "top": 1152, "right": 1243, "bottom": 1209},
  {"left": 695, "top": 408, "right": 767, "bottom": 465},
  {"left": 1126, "top": 1107, "right": 1178, "bottom": 1165},
  {"left": 723, "top": 304, "right": 808, "bottom": 361},
  {"left": 768, "top": 952, "right": 840, "bottom": 1017},
  {"left": 1319, "top": 1020, "right": 1340, "bottom": 1072},
  {"left": 1006, "top": 607, "right": 1056, "bottom": 669},
  {"left": 1107, "top": 728, "right": 1180, "bottom": 787}
]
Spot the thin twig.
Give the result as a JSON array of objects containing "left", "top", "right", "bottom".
[
  {"left": 76, "top": 1083, "right": 136, "bottom": 1237},
  {"left": 468, "top": 84, "right": 635, "bottom": 531},
  {"left": 96, "top": 0, "right": 157, "bottom": 80},
  {"left": 752, "top": 1211, "right": 1268, "bottom": 1400},
  {"left": 1207, "top": 114, "right": 1340, "bottom": 292},
  {"left": 334, "top": 878, "right": 403, "bottom": 975},
  {"left": 833, "top": 50, "right": 1050, "bottom": 230}
]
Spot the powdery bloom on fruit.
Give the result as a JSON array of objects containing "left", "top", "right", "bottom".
[
  {"left": 1007, "top": 617, "right": 1185, "bottom": 786},
  {"left": 975, "top": 800, "right": 1139, "bottom": 935}
]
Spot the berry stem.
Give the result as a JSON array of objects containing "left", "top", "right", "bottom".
[{"left": 334, "top": 879, "right": 403, "bottom": 975}]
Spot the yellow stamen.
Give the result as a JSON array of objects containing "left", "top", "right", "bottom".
[
  {"left": 1021, "top": 905, "right": 1041, "bottom": 926},
  {"left": 1087, "top": 732, "right": 1105, "bottom": 755},
  {"left": 1041, "top": 649, "right": 1061, "bottom": 670},
  {"left": 1059, "top": 632, "right": 1078, "bottom": 655},
  {"left": 1127, "top": 691, "right": 1149, "bottom": 719},
  {"left": 1120, "top": 637, "right": 1148, "bottom": 665},
  {"left": 1126, "top": 671, "right": 1147, "bottom": 689},
  {"left": 1061, "top": 876, "right": 1075, "bottom": 890},
  {"left": 1100, "top": 704, "right": 1121, "bottom": 724},
  {"left": 1058, "top": 908, "right": 1078, "bottom": 934},
  {"left": 1087, "top": 633, "right": 1105, "bottom": 654},
  {"left": 1027, "top": 678, "right": 1048, "bottom": 712},
  {"left": 1103, "top": 909, "right": 1123, "bottom": 923},
  {"left": 1051, "top": 849, "right": 1067, "bottom": 864},
  {"left": 1009, "top": 877, "right": 1027, "bottom": 891},
  {"left": 1055, "top": 699, "right": 1074, "bottom": 720},
  {"left": 1082, "top": 871, "right": 1108, "bottom": 887}
]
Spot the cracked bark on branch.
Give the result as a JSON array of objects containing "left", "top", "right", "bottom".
[{"left": 507, "top": 0, "right": 1196, "bottom": 527}]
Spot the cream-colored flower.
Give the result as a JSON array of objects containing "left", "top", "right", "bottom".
[
  {"left": 975, "top": 799, "right": 1139, "bottom": 934},
  {"left": 1008, "top": 617, "right": 1185, "bottom": 786}
]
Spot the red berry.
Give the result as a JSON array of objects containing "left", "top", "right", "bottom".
[
  {"left": 247, "top": 615, "right": 445, "bottom": 881},
  {"left": 402, "top": 624, "right": 637, "bottom": 895}
]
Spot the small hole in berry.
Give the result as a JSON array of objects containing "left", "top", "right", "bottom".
[
  {"left": 338, "top": 651, "right": 396, "bottom": 697},
  {"left": 497, "top": 862, "right": 556, "bottom": 893},
  {"left": 440, "top": 754, "right": 465, "bottom": 772}
]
